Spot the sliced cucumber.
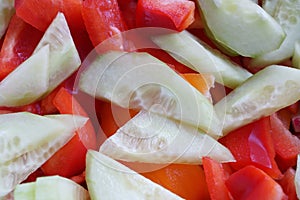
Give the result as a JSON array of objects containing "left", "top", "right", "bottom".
[
  {"left": 34, "top": 12, "right": 81, "bottom": 95},
  {"left": 0, "top": 113, "right": 87, "bottom": 197},
  {"left": 100, "top": 110, "right": 235, "bottom": 164},
  {"left": 86, "top": 150, "right": 184, "bottom": 200},
  {"left": 251, "top": 0, "right": 300, "bottom": 67},
  {"left": 79, "top": 51, "right": 221, "bottom": 136},
  {"left": 215, "top": 65, "right": 300, "bottom": 134},
  {"left": 14, "top": 176, "right": 89, "bottom": 200},
  {"left": 262, "top": 0, "right": 280, "bottom": 16},
  {"left": 293, "top": 40, "right": 300, "bottom": 68},
  {"left": 0, "top": 0, "right": 14, "bottom": 39},
  {"left": 197, "top": 0, "right": 285, "bottom": 57},
  {"left": 0, "top": 45, "right": 49, "bottom": 107},
  {"left": 152, "top": 31, "right": 252, "bottom": 89},
  {"left": 35, "top": 176, "right": 89, "bottom": 200},
  {"left": 14, "top": 182, "right": 36, "bottom": 200}
]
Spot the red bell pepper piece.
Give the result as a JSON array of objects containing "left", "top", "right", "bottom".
[
  {"left": 82, "top": 0, "right": 127, "bottom": 49},
  {"left": 219, "top": 117, "right": 282, "bottom": 179},
  {"left": 41, "top": 87, "right": 97, "bottom": 177},
  {"left": 226, "top": 165, "right": 288, "bottom": 200},
  {"left": 118, "top": 0, "right": 137, "bottom": 29},
  {"left": 278, "top": 168, "right": 298, "bottom": 200},
  {"left": 142, "top": 164, "right": 210, "bottom": 200},
  {"left": 0, "top": 14, "right": 43, "bottom": 81},
  {"left": 202, "top": 157, "right": 233, "bottom": 200},
  {"left": 15, "top": 0, "right": 84, "bottom": 32},
  {"left": 136, "top": 0, "right": 195, "bottom": 31},
  {"left": 270, "top": 114, "right": 300, "bottom": 171}
]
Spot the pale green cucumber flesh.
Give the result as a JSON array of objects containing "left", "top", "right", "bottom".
[
  {"left": 14, "top": 182, "right": 36, "bottom": 200},
  {"left": 0, "top": 113, "right": 87, "bottom": 197},
  {"left": 263, "top": 0, "right": 280, "bottom": 16},
  {"left": 197, "top": 0, "right": 285, "bottom": 57},
  {"left": 0, "top": 45, "right": 49, "bottom": 107},
  {"left": 34, "top": 12, "right": 81, "bottom": 95},
  {"left": 153, "top": 31, "right": 252, "bottom": 89},
  {"left": 34, "top": 176, "right": 89, "bottom": 200},
  {"left": 251, "top": 0, "right": 300, "bottom": 67},
  {"left": 86, "top": 150, "right": 184, "bottom": 200},
  {"left": 0, "top": 0, "right": 14, "bottom": 39},
  {"left": 100, "top": 110, "right": 235, "bottom": 164},
  {"left": 293, "top": 40, "right": 300, "bottom": 68},
  {"left": 215, "top": 65, "right": 300, "bottom": 134},
  {"left": 79, "top": 51, "right": 222, "bottom": 136}
]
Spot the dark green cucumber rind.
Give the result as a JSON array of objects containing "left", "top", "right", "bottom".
[{"left": 197, "top": 0, "right": 285, "bottom": 57}]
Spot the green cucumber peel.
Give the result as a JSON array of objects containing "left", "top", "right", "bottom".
[
  {"left": 0, "top": 0, "right": 14, "bottom": 39},
  {"left": 152, "top": 31, "right": 252, "bottom": 89},
  {"left": 197, "top": 0, "right": 285, "bottom": 57},
  {"left": 215, "top": 65, "right": 300, "bottom": 134}
]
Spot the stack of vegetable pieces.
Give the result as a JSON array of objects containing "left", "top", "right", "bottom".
[{"left": 1, "top": 0, "right": 300, "bottom": 199}]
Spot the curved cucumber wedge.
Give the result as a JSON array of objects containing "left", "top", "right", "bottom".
[
  {"left": 35, "top": 176, "right": 89, "bottom": 200},
  {"left": 86, "top": 150, "right": 184, "bottom": 200},
  {"left": 79, "top": 51, "right": 221, "bottom": 136},
  {"left": 0, "top": 0, "right": 14, "bottom": 39},
  {"left": 197, "top": 0, "right": 285, "bottom": 57},
  {"left": 215, "top": 65, "right": 300, "bottom": 134},
  {"left": 34, "top": 12, "right": 81, "bottom": 95},
  {"left": 0, "top": 45, "right": 49, "bottom": 107},
  {"left": 251, "top": 0, "right": 300, "bottom": 67},
  {"left": 0, "top": 113, "right": 87, "bottom": 197},
  {"left": 14, "top": 176, "right": 89, "bottom": 200},
  {"left": 152, "top": 31, "right": 252, "bottom": 89},
  {"left": 100, "top": 110, "right": 235, "bottom": 164}
]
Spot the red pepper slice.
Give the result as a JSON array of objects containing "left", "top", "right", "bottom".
[
  {"left": 136, "top": 0, "right": 195, "bottom": 31},
  {"left": 41, "top": 87, "right": 97, "bottom": 177},
  {"left": 226, "top": 165, "right": 287, "bottom": 200},
  {"left": 219, "top": 117, "right": 282, "bottom": 179}
]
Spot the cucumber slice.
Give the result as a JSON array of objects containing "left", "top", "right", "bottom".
[
  {"left": 14, "top": 182, "right": 36, "bottom": 200},
  {"left": 292, "top": 40, "right": 300, "bottom": 68},
  {"left": 197, "top": 0, "right": 285, "bottom": 57},
  {"left": 79, "top": 51, "right": 221, "bottom": 136},
  {"left": 152, "top": 31, "right": 252, "bottom": 89},
  {"left": 251, "top": 0, "right": 300, "bottom": 67},
  {"left": 33, "top": 12, "right": 81, "bottom": 95},
  {"left": 0, "top": 45, "right": 49, "bottom": 107},
  {"left": 34, "top": 176, "right": 89, "bottom": 200},
  {"left": 0, "top": 0, "right": 14, "bottom": 39},
  {"left": 14, "top": 176, "right": 89, "bottom": 200},
  {"left": 0, "top": 113, "right": 87, "bottom": 197},
  {"left": 215, "top": 65, "right": 300, "bottom": 134},
  {"left": 100, "top": 110, "right": 235, "bottom": 164},
  {"left": 262, "top": 0, "right": 280, "bottom": 16},
  {"left": 86, "top": 150, "right": 184, "bottom": 200}
]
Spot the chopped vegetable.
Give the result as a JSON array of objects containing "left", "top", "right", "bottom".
[
  {"left": 136, "top": 0, "right": 195, "bottom": 31},
  {"left": 99, "top": 110, "right": 235, "bottom": 164}
]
